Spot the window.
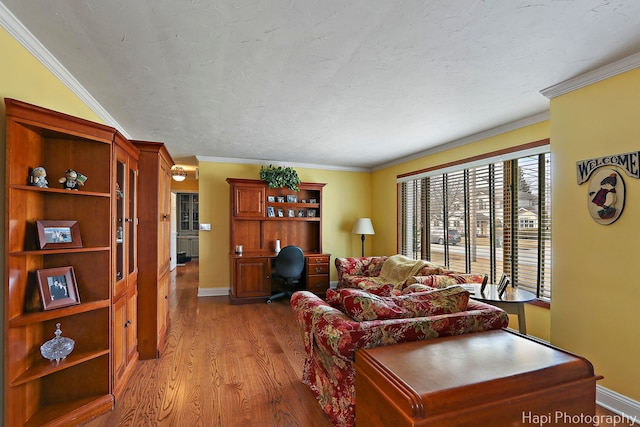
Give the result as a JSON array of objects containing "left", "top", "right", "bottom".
[{"left": 398, "top": 142, "right": 551, "bottom": 300}]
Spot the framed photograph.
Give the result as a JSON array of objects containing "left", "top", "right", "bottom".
[
  {"left": 277, "top": 208, "right": 284, "bottom": 217},
  {"left": 497, "top": 273, "right": 510, "bottom": 298},
  {"left": 37, "top": 266, "right": 81, "bottom": 310},
  {"left": 480, "top": 274, "right": 489, "bottom": 293},
  {"left": 298, "top": 209, "right": 305, "bottom": 217},
  {"left": 288, "top": 209, "right": 295, "bottom": 217},
  {"left": 267, "top": 206, "right": 275, "bottom": 217},
  {"left": 276, "top": 196, "right": 285, "bottom": 203},
  {"left": 301, "top": 199, "right": 307, "bottom": 203},
  {"left": 36, "top": 220, "right": 82, "bottom": 250},
  {"left": 267, "top": 195, "right": 276, "bottom": 203},
  {"left": 309, "top": 199, "right": 317, "bottom": 204},
  {"left": 308, "top": 209, "right": 316, "bottom": 217},
  {"left": 287, "top": 195, "right": 298, "bottom": 203}
]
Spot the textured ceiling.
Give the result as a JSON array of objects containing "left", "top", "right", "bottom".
[{"left": 2, "top": 0, "right": 640, "bottom": 169}]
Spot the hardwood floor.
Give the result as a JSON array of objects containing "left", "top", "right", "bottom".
[
  {"left": 85, "top": 260, "right": 332, "bottom": 427},
  {"left": 85, "top": 260, "right": 626, "bottom": 427}
]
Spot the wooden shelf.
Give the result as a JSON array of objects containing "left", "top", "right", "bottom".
[
  {"left": 4, "top": 98, "right": 124, "bottom": 426},
  {"left": 11, "top": 349, "right": 111, "bottom": 386},
  {"left": 9, "top": 184, "right": 111, "bottom": 198},
  {"left": 8, "top": 247, "right": 110, "bottom": 257},
  {"left": 8, "top": 299, "right": 110, "bottom": 327},
  {"left": 23, "top": 394, "right": 114, "bottom": 427}
]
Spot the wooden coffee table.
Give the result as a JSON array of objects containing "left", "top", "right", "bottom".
[
  {"left": 355, "top": 329, "right": 602, "bottom": 427},
  {"left": 466, "top": 283, "right": 536, "bottom": 334}
]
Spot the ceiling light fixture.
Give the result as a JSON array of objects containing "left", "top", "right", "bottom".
[{"left": 171, "top": 166, "right": 187, "bottom": 182}]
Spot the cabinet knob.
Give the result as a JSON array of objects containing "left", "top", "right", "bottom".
[
  {"left": 165, "top": 295, "right": 168, "bottom": 299},
  {"left": 124, "top": 320, "right": 132, "bottom": 327}
]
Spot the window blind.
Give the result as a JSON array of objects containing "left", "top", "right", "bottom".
[{"left": 398, "top": 147, "right": 551, "bottom": 301}]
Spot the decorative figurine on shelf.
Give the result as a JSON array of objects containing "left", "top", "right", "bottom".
[
  {"left": 40, "top": 323, "right": 75, "bottom": 365},
  {"left": 29, "top": 166, "right": 49, "bottom": 188},
  {"left": 115, "top": 182, "right": 124, "bottom": 199},
  {"left": 58, "top": 169, "right": 87, "bottom": 190}
]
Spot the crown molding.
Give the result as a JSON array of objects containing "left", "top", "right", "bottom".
[
  {"left": 540, "top": 52, "right": 640, "bottom": 99},
  {"left": 195, "top": 155, "right": 371, "bottom": 172},
  {"left": 372, "top": 111, "right": 550, "bottom": 172},
  {"left": 0, "top": 2, "right": 130, "bottom": 138}
]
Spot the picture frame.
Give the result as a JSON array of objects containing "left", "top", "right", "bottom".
[
  {"left": 497, "top": 273, "right": 510, "bottom": 298},
  {"left": 267, "top": 195, "right": 276, "bottom": 203},
  {"left": 37, "top": 266, "right": 81, "bottom": 310},
  {"left": 288, "top": 209, "right": 295, "bottom": 218},
  {"left": 267, "top": 206, "right": 275, "bottom": 217},
  {"left": 309, "top": 198, "right": 317, "bottom": 204},
  {"left": 480, "top": 274, "right": 489, "bottom": 293},
  {"left": 308, "top": 209, "right": 316, "bottom": 217},
  {"left": 298, "top": 209, "right": 305, "bottom": 217},
  {"left": 287, "top": 195, "right": 297, "bottom": 203},
  {"left": 36, "top": 220, "right": 83, "bottom": 250},
  {"left": 277, "top": 208, "right": 284, "bottom": 217},
  {"left": 276, "top": 196, "right": 285, "bottom": 203}
]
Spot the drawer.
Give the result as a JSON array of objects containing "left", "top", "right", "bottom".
[
  {"left": 308, "top": 255, "right": 330, "bottom": 264},
  {"left": 307, "top": 275, "right": 329, "bottom": 294},
  {"left": 307, "top": 263, "right": 329, "bottom": 275}
]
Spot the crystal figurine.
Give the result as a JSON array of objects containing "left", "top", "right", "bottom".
[{"left": 40, "top": 323, "right": 75, "bottom": 364}]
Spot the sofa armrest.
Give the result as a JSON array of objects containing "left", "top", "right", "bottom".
[
  {"left": 335, "top": 256, "right": 388, "bottom": 285},
  {"left": 291, "top": 291, "right": 508, "bottom": 363}
]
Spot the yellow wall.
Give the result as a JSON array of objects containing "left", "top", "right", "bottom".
[
  {"left": 171, "top": 176, "right": 199, "bottom": 192},
  {"left": 196, "top": 161, "right": 372, "bottom": 290},
  {"left": 550, "top": 68, "right": 640, "bottom": 400},
  {"left": 0, "top": 27, "right": 106, "bottom": 422}
]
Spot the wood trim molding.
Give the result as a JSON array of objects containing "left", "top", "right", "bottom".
[{"left": 397, "top": 138, "right": 550, "bottom": 180}]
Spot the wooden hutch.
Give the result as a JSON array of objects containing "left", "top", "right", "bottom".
[
  {"left": 3, "top": 99, "right": 171, "bottom": 426},
  {"left": 227, "top": 178, "right": 330, "bottom": 304}
]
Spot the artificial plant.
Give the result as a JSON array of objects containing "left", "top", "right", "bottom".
[{"left": 259, "top": 165, "right": 300, "bottom": 191}]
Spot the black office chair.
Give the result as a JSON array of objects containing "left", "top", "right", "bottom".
[{"left": 266, "top": 245, "right": 305, "bottom": 304}]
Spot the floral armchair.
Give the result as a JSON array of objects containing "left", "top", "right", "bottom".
[{"left": 290, "top": 289, "right": 509, "bottom": 427}]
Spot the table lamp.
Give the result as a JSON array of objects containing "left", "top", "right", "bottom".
[{"left": 352, "top": 218, "right": 375, "bottom": 257}]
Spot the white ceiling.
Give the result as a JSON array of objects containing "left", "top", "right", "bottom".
[{"left": 2, "top": 1, "right": 640, "bottom": 170}]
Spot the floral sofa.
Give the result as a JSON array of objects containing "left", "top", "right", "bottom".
[
  {"left": 335, "top": 255, "right": 486, "bottom": 296},
  {"left": 290, "top": 286, "right": 509, "bottom": 427}
]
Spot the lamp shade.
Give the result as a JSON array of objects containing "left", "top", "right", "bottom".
[{"left": 352, "top": 218, "right": 375, "bottom": 235}]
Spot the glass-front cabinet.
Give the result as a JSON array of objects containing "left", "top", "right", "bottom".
[
  {"left": 178, "top": 193, "right": 199, "bottom": 234},
  {"left": 114, "top": 143, "right": 138, "bottom": 297}
]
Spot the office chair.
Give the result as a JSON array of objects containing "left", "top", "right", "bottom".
[{"left": 266, "top": 245, "right": 305, "bottom": 304}]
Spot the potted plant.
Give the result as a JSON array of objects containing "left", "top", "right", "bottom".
[{"left": 259, "top": 165, "right": 300, "bottom": 191}]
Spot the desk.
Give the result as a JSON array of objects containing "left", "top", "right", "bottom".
[
  {"left": 355, "top": 329, "right": 601, "bottom": 427},
  {"left": 467, "top": 283, "right": 536, "bottom": 334},
  {"left": 229, "top": 252, "right": 330, "bottom": 304}
]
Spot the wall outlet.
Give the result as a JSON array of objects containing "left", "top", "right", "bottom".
[{"left": 199, "top": 223, "right": 211, "bottom": 231}]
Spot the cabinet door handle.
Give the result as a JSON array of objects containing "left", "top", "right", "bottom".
[
  {"left": 124, "top": 320, "right": 132, "bottom": 327},
  {"left": 315, "top": 267, "right": 324, "bottom": 273}
]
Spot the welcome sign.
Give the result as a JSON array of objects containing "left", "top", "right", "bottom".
[{"left": 576, "top": 151, "right": 640, "bottom": 184}]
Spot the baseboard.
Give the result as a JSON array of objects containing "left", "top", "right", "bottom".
[
  {"left": 597, "top": 385, "right": 640, "bottom": 422},
  {"left": 197, "top": 287, "right": 230, "bottom": 297}
]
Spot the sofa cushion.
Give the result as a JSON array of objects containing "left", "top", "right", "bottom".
[
  {"left": 339, "top": 288, "right": 406, "bottom": 321},
  {"left": 401, "top": 283, "right": 436, "bottom": 294},
  {"left": 332, "top": 286, "right": 470, "bottom": 321},
  {"left": 405, "top": 273, "right": 487, "bottom": 289},
  {"left": 394, "top": 286, "right": 470, "bottom": 317}
]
